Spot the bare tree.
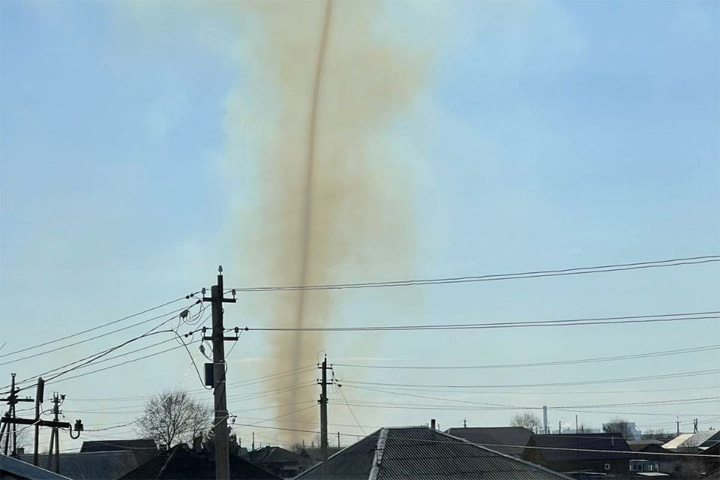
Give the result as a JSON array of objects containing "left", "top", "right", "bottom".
[
  {"left": 510, "top": 412, "right": 542, "bottom": 431},
  {"left": 602, "top": 416, "right": 633, "bottom": 438},
  {"left": 136, "top": 389, "right": 212, "bottom": 448}
]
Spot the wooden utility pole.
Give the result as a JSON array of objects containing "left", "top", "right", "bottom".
[
  {"left": 202, "top": 266, "right": 236, "bottom": 480},
  {"left": 318, "top": 355, "right": 330, "bottom": 479}
]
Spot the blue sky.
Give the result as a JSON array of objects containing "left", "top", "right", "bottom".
[{"left": 1, "top": 0, "right": 719, "bottom": 451}]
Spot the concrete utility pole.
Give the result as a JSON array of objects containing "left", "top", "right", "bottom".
[
  {"left": 34, "top": 378, "right": 45, "bottom": 466},
  {"left": 203, "top": 266, "right": 237, "bottom": 480},
  {"left": 318, "top": 355, "right": 330, "bottom": 479},
  {"left": 0, "top": 373, "right": 33, "bottom": 456},
  {"left": 47, "top": 393, "right": 61, "bottom": 473}
]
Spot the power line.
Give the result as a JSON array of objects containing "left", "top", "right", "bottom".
[
  {"left": 333, "top": 344, "right": 720, "bottom": 370},
  {"left": 0, "top": 302, "right": 197, "bottom": 367},
  {"left": 340, "top": 368, "right": 720, "bottom": 389},
  {"left": 243, "top": 311, "right": 720, "bottom": 332},
  {"left": 0, "top": 294, "right": 198, "bottom": 359},
  {"left": 229, "top": 255, "right": 720, "bottom": 292}
]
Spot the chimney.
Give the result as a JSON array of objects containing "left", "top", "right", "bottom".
[
  {"left": 193, "top": 436, "right": 203, "bottom": 453},
  {"left": 430, "top": 419, "right": 436, "bottom": 430}
]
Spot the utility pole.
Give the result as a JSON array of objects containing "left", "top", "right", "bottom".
[
  {"left": 47, "top": 393, "right": 61, "bottom": 473},
  {"left": 202, "top": 266, "right": 236, "bottom": 480},
  {"left": 318, "top": 355, "right": 330, "bottom": 479},
  {"left": 1, "top": 379, "right": 80, "bottom": 473},
  {"left": 34, "top": 378, "right": 44, "bottom": 466},
  {"left": 694, "top": 419, "right": 698, "bottom": 434},
  {"left": 676, "top": 417, "right": 680, "bottom": 436},
  {"left": 558, "top": 421, "right": 562, "bottom": 434},
  {"left": 575, "top": 415, "right": 578, "bottom": 435},
  {"left": 337, "top": 432, "right": 340, "bottom": 448},
  {"left": 0, "top": 373, "right": 33, "bottom": 456}
]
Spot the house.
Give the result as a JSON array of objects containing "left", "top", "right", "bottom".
[
  {"left": 1, "top": 454, "right": 71, "bottom": 480},
  {"left": 523, "top": 433, "right": 632, "bottom": 475},
  {"left": 444, "top": 426, "right": 534, "bottom": 457},
  {"left": 79, "top": 439, "right": 158, "bottom": 464},
  {"left": 295, "top": 426, "right": 573, "bottom": 479},
  {"left": 627, "top": 441, "right": 676, "bottom": 475},
  {"left": 247, "top": 446, "right": 307, "bottom": 478},
  {"left": 662, "top": 431, "right": 717, "bottom": 452},
  {"left": 18, "top": 451, "right": 147, "bottom": 480},
  {"left": 699, "top": 431, "right": 720, "bottom": 450},
  {"left": 297, "top": 447, "right": 342, "bottom": 465},
  {"left": 118, "top": 443, "right": 281, "bottom": 480}
]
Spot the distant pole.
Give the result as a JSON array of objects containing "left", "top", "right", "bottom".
[
  {"left": 575, "top": 415, "right": 578, "bottom": 435},
  {"left": 694, "top": 419, "right": 698, "bottom": 434},
  {"left": 252, "top": 432, "right": 255, "bottom": 451},
  {"left": 203, "top": 266, "right": 237, "bottom": 480},
  {"left": 676, "top": 417, "right": 680, "bottom": 436},
  {"left": 337, "top": 431, "right": 340, "bottom": 448},
  {"left": 543, "top": 406, "right": 548, "bottom": 434},
  {"left": 558, "top": 421, "right": 562, "bottom": 434}
]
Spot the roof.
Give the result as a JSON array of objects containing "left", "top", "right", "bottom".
[
  {"left": 295, "top": 426, "right": 573, "bottom": 480},
  {"left": 79, "top": 439, "right": 157, "bottom": 454},
  {"left": 662, "top": 431, "right": 716, "bottom": 450},
  {"left": 18, "top": 451, "right": 146, "bottom": 480},
  {"left": 527, "top": 434, "right": 631, "bottom": 463},
  {"left": 0, "top": 455, "right": 72, "bottom": 480},
  {"left": 445, "top": 426, "right": 534, "bottom": 457},
  {"left": 248, "top": 446, "right": 305, "bottom": 465},
  {"left": 627, "top": 441, "right": 667, "bottom": 453},
  {"left": 118, "top": 444, "right": 281, "bottom": 480},
  {"left": 299, "top": 447, "right": 343, "bottom": 463},
  {"left": 700, "top": 431, "right": 720, "bottom": 450}
]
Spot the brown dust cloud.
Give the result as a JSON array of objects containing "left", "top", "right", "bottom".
[{"left": 222, "top": 0, "right": 435, "bottom": 442}]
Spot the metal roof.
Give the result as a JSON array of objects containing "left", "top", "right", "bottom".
[
  {"left": 16, "top": 452, "right": 141, "bottom": 480},
  {"left": 1, "top": 454, "right": 72, "bottom": 480},
  {"left": 118, "top": 444, "right": 281, "bottom": 480},
  {"left": 295, "top": 426, "right": 572, "bottom": 480},
  {"left": 662, "top": 431, "right": 716, "bottom": 450}
]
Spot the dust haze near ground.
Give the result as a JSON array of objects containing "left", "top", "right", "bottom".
[{"left": 221, "top": 0, "right": 433, "bottom": 442}]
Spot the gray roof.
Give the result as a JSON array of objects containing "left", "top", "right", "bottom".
[
  {"left": 79, "top": 440, "right": 156, "bottom": 454},
  {"left": 662, "top": 431, "right": 716, "bottom": 450},
  {"left": 18, "top": 451, "right": 145, "bottom": 480},
  {"left": 1, "top": 454, "right": 72, "bottom": 480},
  {"left": 445, "top": 427, "right": 534, "bottom": 457},
  {"left": 295, "top": 426, "right": 572, "bottom": 480}
]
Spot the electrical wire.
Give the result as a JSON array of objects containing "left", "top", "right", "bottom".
[
  {"left": 340, "top": 368, "right": 720, "bottom": 389},
  {"left": 0, "top": 294, "right": 199, "bottom": 359},
  {"left": 243, "top": 311, "right": 720, "bottom": 332},
  {"left": 229, "top": 255, "right": 720, "bottom": 292},
  {"left": 333, "top": 344, "right": 720, "bottom": 370},
  {"left": 0, "top": 302, "right": 198, "bottom": 367}
]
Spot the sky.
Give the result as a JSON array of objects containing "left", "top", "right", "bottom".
[{"left": 0, "top": 0, "right": 719, "bottom": 453}]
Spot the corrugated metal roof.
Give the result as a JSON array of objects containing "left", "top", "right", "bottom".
[
  {"left": 119, "top": 444, "right": 281, "bottom": 480},
  {"left": 18, "top": 452, "right": 142, "bottom": 480},
  {"left": 295, "top": 427, "right": 572, "bottom": 480},
  {"left": 662, "top": 431, "right": 716, "bottom": 450},
  {"left": 1, "top": 454, "right": 72, "bottom": 480}
]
